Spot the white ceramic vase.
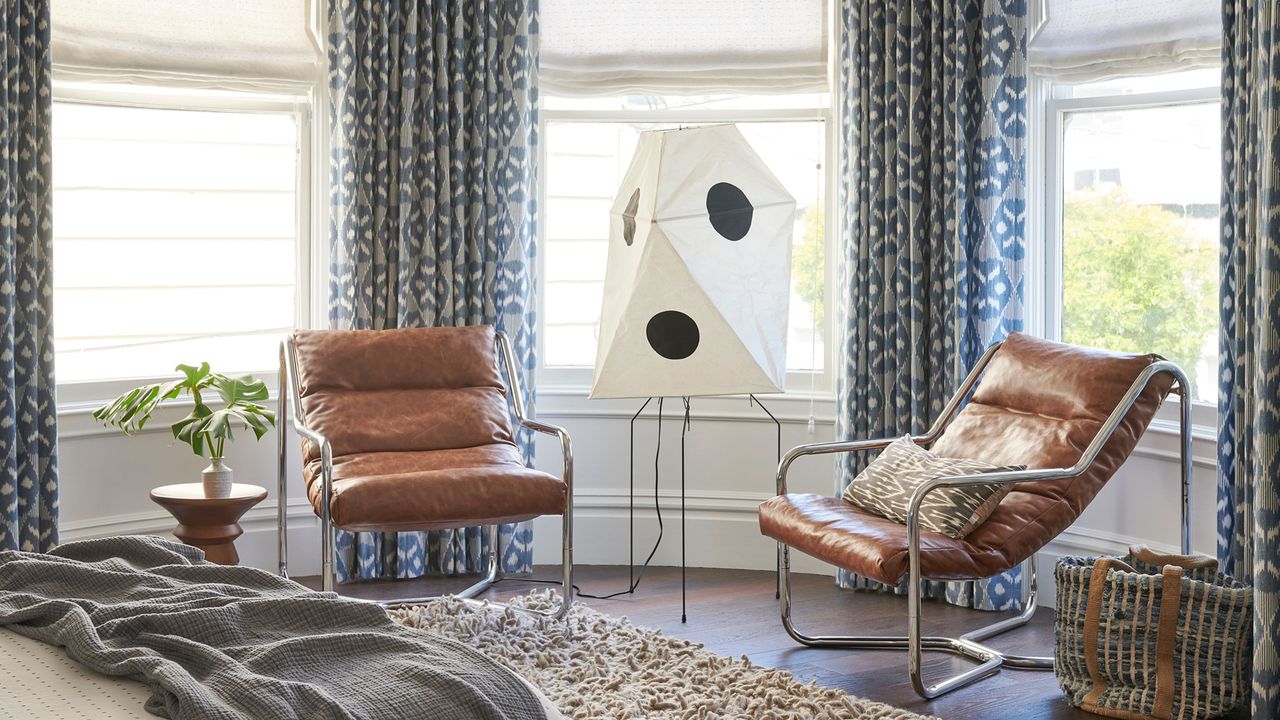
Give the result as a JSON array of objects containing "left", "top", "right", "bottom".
[{"left": 202, "top": 458, "right": 233, "bottom": 498}]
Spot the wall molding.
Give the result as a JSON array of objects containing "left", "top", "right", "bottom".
[
  {"left": 60, "top": 498, "right": 318, "bottom": 543},
  {"left": 1045, "top": 524, "right": 1178, "bottom": 558}
]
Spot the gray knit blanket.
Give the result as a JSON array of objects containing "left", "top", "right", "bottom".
[{"left": 0, "top": 535, "right": 546, "bottom": 720}]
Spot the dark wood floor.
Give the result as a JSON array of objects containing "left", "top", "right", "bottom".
[{"left": 298, "top": 565, "right": 1247, "bottom": 720}]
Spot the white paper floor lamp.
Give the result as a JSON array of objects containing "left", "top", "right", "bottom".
[
  {"left": 587, "top": 124, "right": 796, "bottom": 622},
  {"left": 590, "top": 124, "right": 795, "bottom": 400}
]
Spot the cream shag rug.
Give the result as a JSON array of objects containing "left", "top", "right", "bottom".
[{"left": 390, "top": 590, "right": 936, "bottom": 720}]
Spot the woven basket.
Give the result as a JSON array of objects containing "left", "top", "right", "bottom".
[{"left": 1054, "top": 546, "right": 1252, "bottom": 720}]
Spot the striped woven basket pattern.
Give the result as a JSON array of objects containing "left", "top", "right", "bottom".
[{"left": 1054, "top": 547, "right": 1252, "bottom": 720}]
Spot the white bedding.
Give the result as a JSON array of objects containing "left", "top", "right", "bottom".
[
  {"left": 0, "top": 627, "right": 151, "bottom": 719},
  {"left": 0, "top": 628, "right": 562, "bottom": 720}
]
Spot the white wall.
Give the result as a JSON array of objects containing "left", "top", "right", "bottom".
[
  {"left": 57, "top": 389, "right": 1217, "bottom": 607},
  {"left": 58, "top": 399, "right": 323, "bottom": 577}
]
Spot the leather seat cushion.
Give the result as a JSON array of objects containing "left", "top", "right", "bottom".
[
  {"left": 760, "top": 494, "right": 998, "bottom": 584},
  {"left": 303, "top": 443, "right": 566, "bottom": 531}
]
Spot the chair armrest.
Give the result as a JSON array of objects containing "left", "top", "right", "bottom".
[
  {"left": 284, "top": 415, "right": 336, "bottom": 507},
  {"left": 495, "top": 331, "right": 574, "bottom": 494},
  {"left": 776, "top": 436, "right": 920, "bottom": 495},
  {"left": 287, "top": 417, "right": 329, "bottom": 451},
  {"left": 520, "top": 417, "right": 574, "bottom": 495}
]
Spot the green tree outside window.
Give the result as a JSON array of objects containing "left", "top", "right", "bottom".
[{"left": 1062, "top": 190, "right": 1217, "bottom": 400}]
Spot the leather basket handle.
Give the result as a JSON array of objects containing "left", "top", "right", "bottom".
[
  {"left": 1081, "top": 557, "right": 1184, "bottom": 720},
  {"left": 1129, "top": 544, "right": 1217, "bottom": 571}
]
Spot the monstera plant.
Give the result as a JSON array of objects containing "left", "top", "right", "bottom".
[{"left": 93, "top": 363, "right": 277, "bottom": 498}]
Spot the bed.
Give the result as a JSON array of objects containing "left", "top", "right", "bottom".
[
  {"left": 0, "top": 536, "right": 563, "bottom": 720},
  {"left": 0, "top": 629, "right": 562, "bottom": 720},
  {"left": 0, "top": 627, "right": 152, "bottom": 720}
]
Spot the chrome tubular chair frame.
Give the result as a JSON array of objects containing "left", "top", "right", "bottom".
[
  {"left": 276, "top": 330, "right": 574, "bottom": 620},
  {"left": 775, "top": 343, "right": 1194, "bottom": 699}
]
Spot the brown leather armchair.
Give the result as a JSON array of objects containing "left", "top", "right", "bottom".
[
  {"left": 760, "top": 333, "right": 1192, "bottom": 698},
  {"left": 275, "top": 325, "right": 572, "bottom": 619}
]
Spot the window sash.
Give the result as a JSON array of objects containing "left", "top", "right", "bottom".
[
  {"left": 51, "top": 84, "right": 318, "bottom": 408},
  {"left": 1040, "top": 80, "right": 1219, "bottom": 417}
]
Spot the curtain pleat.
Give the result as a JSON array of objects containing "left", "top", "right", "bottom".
[
  {"left": 0, "top": 0, "right": 58, "bottom": 554},
  {"left": 327, "top": 0, "right": 539, "bottom": 581},
  {"left": 1218, "top": 1, "right": 1280, "bottom": 716},
  {"left": 835, "top": 0, "right": 1026, "bottom": 611}
]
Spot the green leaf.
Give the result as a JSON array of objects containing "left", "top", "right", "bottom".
[
  {"left": 172, "top": 403, "right": 214, "bottom": 457},
  {"left": 93, "top": 384, "right": 167, "bottom": 435},
  {"left": 95, "top": 364, "right": 276, "bottom": 456},
  {"left": 205, "top": 410, "right": 234, "bottom": 443},
  {"left": 233, "top": 408, "right": 270, "bottom": 440},
  {"left": 213, "top": 375, "right": 270, "bottom": 405},
  {"left": 175, "top": 362, "right": 213, "bottom": 389},
  {"left": 158, "top": 378, "right": 186, "bottom": 400}
]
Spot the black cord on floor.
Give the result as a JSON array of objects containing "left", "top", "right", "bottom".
[
  {"left": 574, "top": 397, "right": 666, "bottom": 599},
  {"left": 497, "top": 398, "right": 668, "bottom": 601}
]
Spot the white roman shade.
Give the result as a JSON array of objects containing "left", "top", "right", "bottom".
[
  {"left": 51, "top": 0, "right": 321, "bottom": 89},
  {"left": 1028, "top": 0, "right": 1220, "bottom": 83},
  {"left": 541, "top": 0, "right": 828, "bottom": 97}
]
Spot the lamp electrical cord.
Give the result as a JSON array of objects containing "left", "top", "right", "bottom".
[{"left": 494, "top": 397, "right": 667, "bottom": 600}]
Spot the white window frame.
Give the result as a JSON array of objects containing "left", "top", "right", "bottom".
[
  {"left": 536, "top": 104, "right": 838, "bottom": 397},
  {"left": 51, "top": 81, "right": 326, "bottom": 410},
  {"left": 1035, "top": 76, "right": 1220, "bottom": 427}
]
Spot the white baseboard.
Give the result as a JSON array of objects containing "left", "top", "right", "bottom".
[
  {"left": 530, "top": 489, "right": 833, "bottom": 577},
  {"left": 1034, "top": 527, "right": 1179, "bottom": 608},
  {"left": 60, "top": 500, "right": 325, "bottom": 577}
]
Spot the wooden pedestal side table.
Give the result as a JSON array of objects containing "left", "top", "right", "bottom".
[{"left": 149, "top": 483, "right": 268, "bottom": 565}]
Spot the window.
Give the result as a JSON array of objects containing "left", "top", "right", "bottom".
[
  {"left": 52, "top": 93, "right": 308, "bottom": 396},
  {"left": 1045, "top": 69, "right": 1219, "bottom": 402},
  {"left": 541, "top": 94, "right": 831, "bottom": 389}
]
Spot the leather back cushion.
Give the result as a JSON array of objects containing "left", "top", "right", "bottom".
[
  {"left": 929, "top": 332, "right": 1172, "bottom": 565},
  {"left": 293, "top": 326, "right": 514, "bottom": 458}
]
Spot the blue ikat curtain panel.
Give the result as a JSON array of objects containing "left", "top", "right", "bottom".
[
  {"left": 1219, "top": 1, "right": 1279, "bottom": 715},
  {"left": 326, "top": 0, "right": 539, "bottom": 581},
  {"left": 0, "top": 0, "right": 58, "bottom": 554},
  {"left": 834, "top": 0, "right": 1026, "bottom": 611}
]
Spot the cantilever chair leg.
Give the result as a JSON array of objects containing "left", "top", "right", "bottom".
[
  {"left": 371, "top": 524, "right": 502, "bottom": 608},
  {"left": 375, "top": 519, "right": 575, "bottom": 621},
  {"left": 314, "top": 515, "right": 573, "bottom": 620},
  {"left": 779, "top": 548, "right": 1051, "bottom": 698}
]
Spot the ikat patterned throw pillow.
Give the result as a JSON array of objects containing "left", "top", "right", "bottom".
[{"left": 841, "top": 436, "right": 1024, "bottom": 538}]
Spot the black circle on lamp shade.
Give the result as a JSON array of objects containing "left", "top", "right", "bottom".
[
  {"left": 706, "top": 182, "right": 753, "bottom": 241},
  {"left": 622, "top": 188, "right": 641, "bottom": 246},
  {"left": 646, "top": 310, "right": 700, "bottom": 360}
]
